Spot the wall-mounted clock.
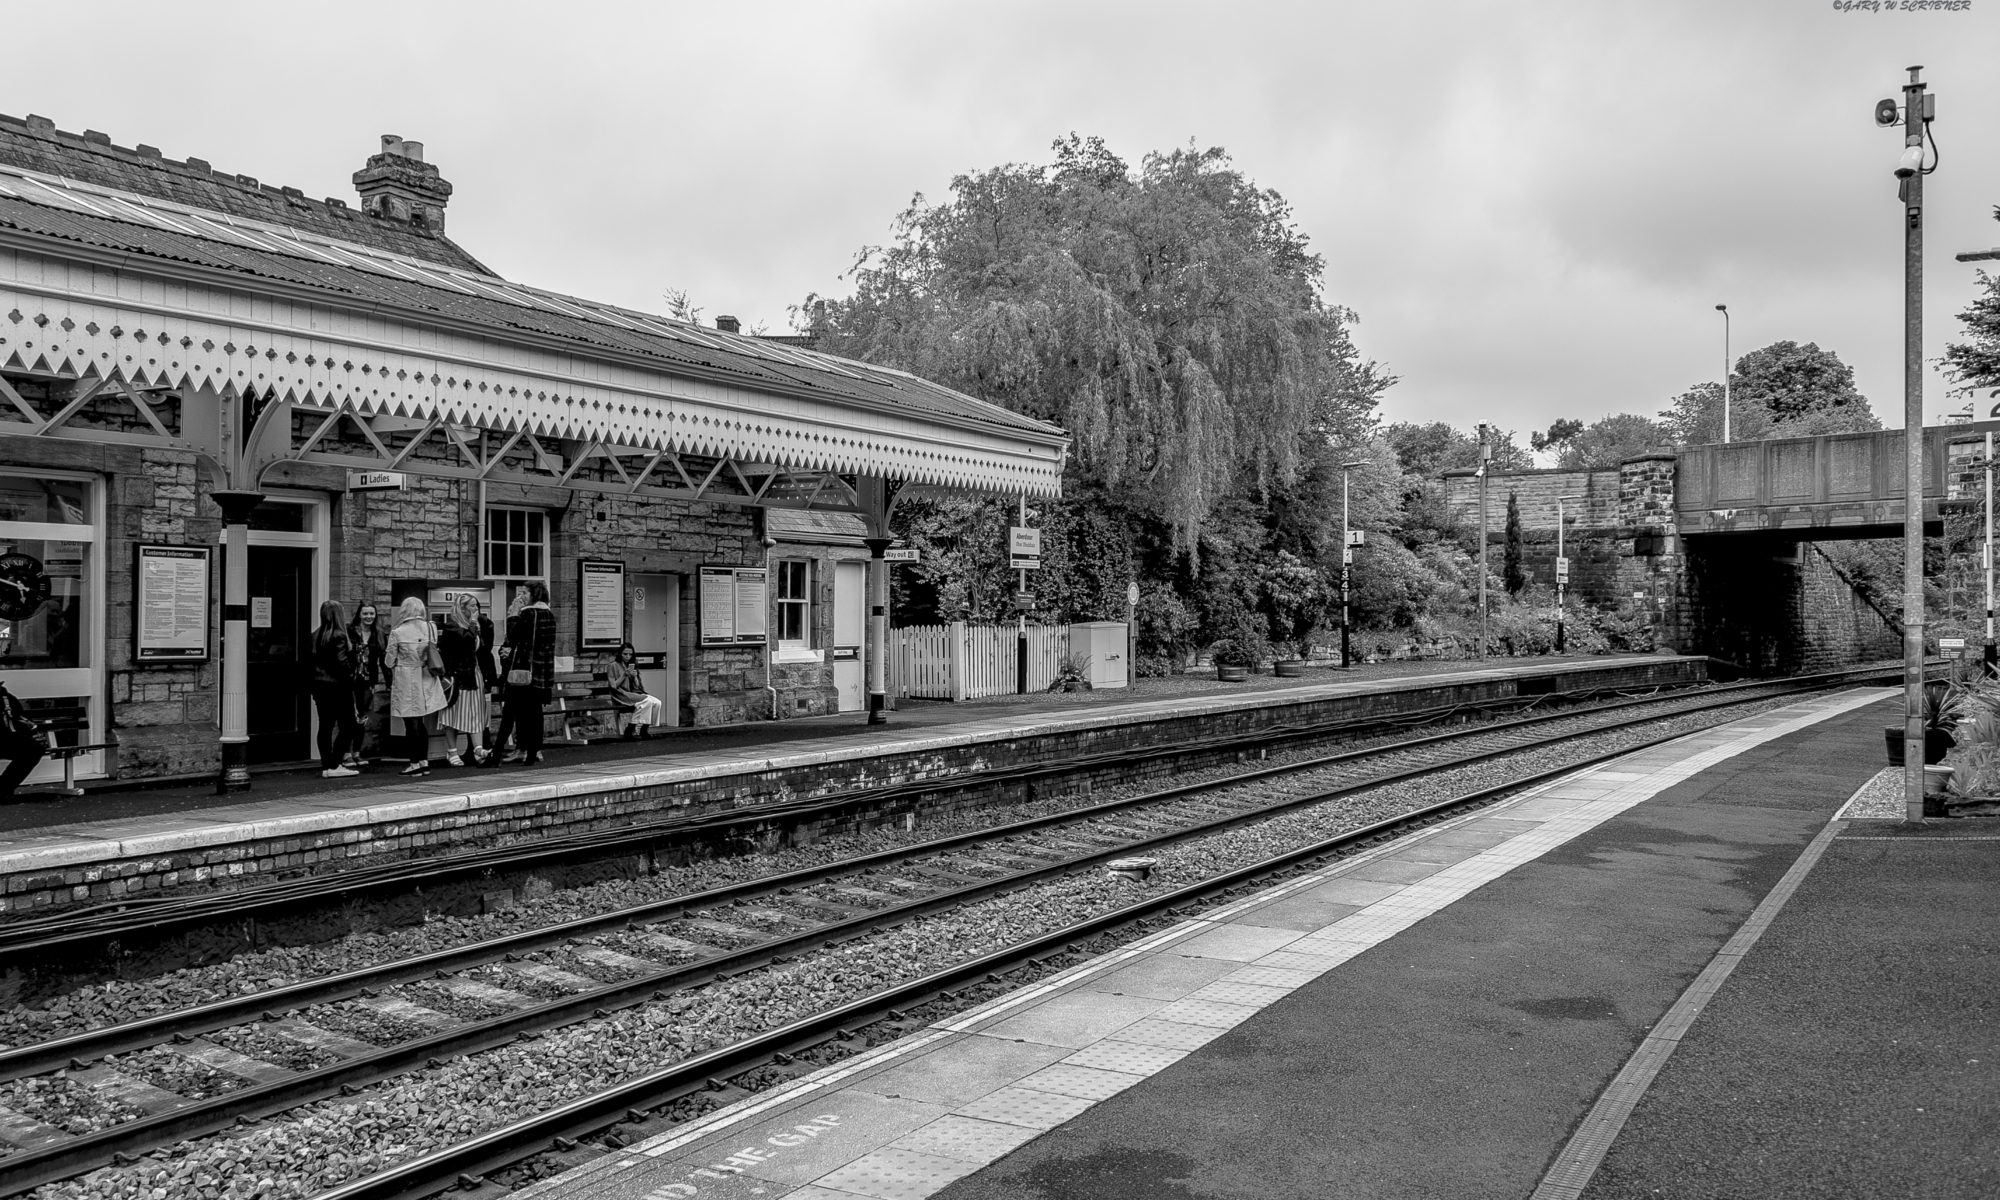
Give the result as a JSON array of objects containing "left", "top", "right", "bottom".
[{"left": 0, "top": 552, "right": 51, "bottom": 621}]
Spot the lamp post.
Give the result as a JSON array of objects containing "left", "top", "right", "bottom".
[
  {"left": 1340, "top": 459, "right": 1371, "bottom": 668},
  {"left": 1555, "top": 494, "right": 1579, "bottom": 653},
  {"left": 1715, "top": 304, "right": 1731, "bottom": 442}
]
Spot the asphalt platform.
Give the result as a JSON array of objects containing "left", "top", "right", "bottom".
[{"left": 517, "top": 688, "right": 1998, "bottom": 1200}]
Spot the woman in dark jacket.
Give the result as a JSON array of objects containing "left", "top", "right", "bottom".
[
  {"left": 489, "top": 580, "right": 556, "bottom": 766},
  {"left": 311, "top": 600, "right": 363, "bottom": 778},
  {"left": 345, "top": 602, "right": 387, "bottom": 769},
  {"left": 437, "top": 595, "right": 488, "bottom": 767}
]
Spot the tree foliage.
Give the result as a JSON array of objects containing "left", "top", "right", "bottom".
[
  {"left": 1549, "top": 413, "right": 1669, "bottom": 469},
  {"left": 1503, "top": 491, "right": 1525, "bottom": 596},
  {"left": 1944, "top": 262, "right": 2000, "bottom": 405},
  {"left": 1659, "top": 341, "right": 1879, "bottom": 445},
  {"left": 803, "top": 134, "right": 1390, "bottom": 547}
]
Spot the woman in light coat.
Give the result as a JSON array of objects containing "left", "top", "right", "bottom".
[{"left": 384, "top": 596, "right": 448, "bottom": 777}]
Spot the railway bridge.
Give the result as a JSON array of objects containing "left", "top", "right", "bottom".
[{"left": 1446, "top": 422, "right": 1998, "bottom": 674}]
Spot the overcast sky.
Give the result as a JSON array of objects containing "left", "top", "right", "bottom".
[{"left": 11, "top": 0, "right": 2000, "bottom": 442}]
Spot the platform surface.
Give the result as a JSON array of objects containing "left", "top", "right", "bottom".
[
  {"left": 0, "top": 655, "right": 1686, "bottom": 875},
  {"left": 511, "top": 685, "right": 1995, "bottom": 1200}
]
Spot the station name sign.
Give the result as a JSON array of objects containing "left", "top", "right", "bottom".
[{"left": 346, "top": 470, "right": 408, "bottom": 493}]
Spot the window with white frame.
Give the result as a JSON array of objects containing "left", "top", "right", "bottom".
[
  {"left": 483, "top": 506, "right": 547, "bottom": 580},
  {"left": 774, "top": 559, "right": 812, "bottom": 647}
]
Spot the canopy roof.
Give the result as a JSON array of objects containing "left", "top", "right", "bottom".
[{"left": 0, "top": 154, "right": 1067, "bottom": 498}]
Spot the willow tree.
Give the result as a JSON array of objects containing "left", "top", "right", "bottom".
[{"left": 803, "top": 136, "right": 1385, "bottom": 549}]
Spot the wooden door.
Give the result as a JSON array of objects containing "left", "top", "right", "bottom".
[{"left": 631, "top": 573, "right": 681, "bottom": 727}]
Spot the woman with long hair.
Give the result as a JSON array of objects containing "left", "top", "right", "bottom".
[
  {"left": 311, "top": 600, "right": 363, "bottom": 778},
  {"left": 437, "top": 594, "right": 490, "bottom": 766},
  {"left": 602, "top": 641, "right": 664, "bottom": 738},
  {"left": 384, "top": 596, "right": 448, "bottom": 776},
  {"left": 489, "top": 580, "right": 555, "bottom": 766},
  {"left": 345, "top": 601, "right": 387, "bottom": 769}
]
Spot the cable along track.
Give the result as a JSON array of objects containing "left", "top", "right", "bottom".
[{"left": 0, "top": 672, "right": 1895, "bottom": 1196}]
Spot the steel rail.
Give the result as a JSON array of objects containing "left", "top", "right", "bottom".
[
  {"left": 0, "top": 678, "right": 1698, "bottom": 950},
  {"left": 0, "top": 664, "right": 1894, "bottom": 959},
  {"left": 306, "top": 695, "right": 1827, "bottom": 1200},
  {"left": 0, "top": 672, "right": 1861, "bottom": 1081},
  {"left": 0, "top": 681, "right": 1886, "bottom": 1196}
]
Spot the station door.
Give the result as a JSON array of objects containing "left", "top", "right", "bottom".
[
  {"left": 630, "top": 573, "right": 682, "bottom": 727},
  {"left": 833, "top": 561, "right": 865, "bottom": 712}
]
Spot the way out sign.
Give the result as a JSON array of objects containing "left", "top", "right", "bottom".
[{"left": 1556, "top": 556, "right": 1570, "bottom": 583}]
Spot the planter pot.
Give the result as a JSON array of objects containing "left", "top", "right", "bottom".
[
  {"left": 1274, "top": 660, "right": 1305, "bottom": 678},
  {"left": 1924, "top": 765, "right": 1956, "bottom": 795},
  {"left": 1883, "top": 726, "right": 1954, "bottom": 767},
  {"left": 1218, "top": 665, "right": 1249, "bottom": 682}
]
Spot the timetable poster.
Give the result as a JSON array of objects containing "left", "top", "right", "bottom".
[
  {"left": 733, "top": 568, "right": 767, "bottom": 644},
  {"left": 135, "top": 544, "right": 211, "bottom": 662},
  {"left": 579, "top": 560, "right": 625, "bottom": 649},
  {"left": 699, "top": 566, "right": 737, "bottom": 645}
]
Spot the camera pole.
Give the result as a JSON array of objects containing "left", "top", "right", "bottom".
[{"left": 1897, "top": 66, "right": 1931, "bottom": 822}]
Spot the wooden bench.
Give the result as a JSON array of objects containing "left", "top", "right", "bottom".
[
  {"left": 23, "top": 699, "right": 113, "bottom": 796},
  {"left": 547, "top": 671, "right": 633, "bottom": 744}
]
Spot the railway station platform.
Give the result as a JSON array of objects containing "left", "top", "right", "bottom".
[
  {"left": 0, "top": 655, "right": 1705, "bottom": 916},
  {"left": 513, "top": 685, "right": 1999, "bottom": 1200}
]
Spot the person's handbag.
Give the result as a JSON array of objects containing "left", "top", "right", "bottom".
[{"left": 423, "top": 633, "right": 448, "bottom": 678}]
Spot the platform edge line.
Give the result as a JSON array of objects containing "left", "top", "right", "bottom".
[{"left": 1527, "top": 814, "right": 1851, "bottom": 1200}]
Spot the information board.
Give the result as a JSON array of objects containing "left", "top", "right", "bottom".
[
  {"left": 699, "top": 566, "right": 737, "bottom": 645},
  {"left": 135, "top": 544, "right": 211, "bottom": 662},
  {"left": 579, "top": 560, "right": 625, "bottom": 649},
  {"left": 733, "top": 568, "right": 767, "bottom": 644}
]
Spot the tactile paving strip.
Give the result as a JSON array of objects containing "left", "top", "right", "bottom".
[
  {"left": 1015, "top": 1062, "right": 1148, "bottom": 1101},
  {"left": 1062, "top": 1039, "right": 1192, "bottom": 1075},
  {"left": 814, "top": 1146, "right": 978, "bottom": 1200},
  {"left": 889, "top": 1114, "right": 1041, "bottom": 1162},
  {"left": 955, "top": 1086, "right": 1095, "bottom": 1130}
]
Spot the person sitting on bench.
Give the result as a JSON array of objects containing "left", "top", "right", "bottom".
[
  {"left": 602, "top": 642, "right": 664, "bottom": 739},
  {"left": 0, "top": 679, "right": 46, "bottom": 800}
]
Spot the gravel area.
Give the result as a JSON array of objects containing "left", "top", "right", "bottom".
[
  {"left": 1840, "top": 767, "right": 1906, "bottom": 819},
  {"left": 0, "top": 1075, "right": 146, "bottom": 1140},
  {"left": 25, "top": 691, "right": 1819, "bottom": 1200}
]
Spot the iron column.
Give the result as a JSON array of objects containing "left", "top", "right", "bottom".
[{"left": 212, "top": 490, "right": 263, "bottom": 794}]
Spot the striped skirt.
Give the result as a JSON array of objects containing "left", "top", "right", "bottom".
[{"left": 440, "top": 669, "right": 489, "bottom": 735}]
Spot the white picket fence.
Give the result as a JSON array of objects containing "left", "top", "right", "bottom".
[{"left": 889, "top": 622, "right": 1073, "bottom": 700}]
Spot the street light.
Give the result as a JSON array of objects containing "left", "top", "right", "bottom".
[
  {"left": 1715, "top": 304, "right": 1731, "bottom": 443},
  {"left": 1340, "top": 459, "right": 1371, "bottom": 668},
  {"left": 1555, "top": 494, "right": 1579, "bottom": 653}
]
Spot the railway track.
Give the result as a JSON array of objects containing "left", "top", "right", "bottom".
[{"left": 0, "top": 668, "right": 1901, "bottom": 1197}]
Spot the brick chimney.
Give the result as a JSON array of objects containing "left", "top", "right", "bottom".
[
  {"left": 352, "top": 135, "right": 452, "bottom": 231},
  {"left": 715, "top": 315, "right": 740, "bottom": 334}
]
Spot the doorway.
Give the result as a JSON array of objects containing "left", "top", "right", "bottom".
[
  {"left": 832, "top": 560, "right": 865, "bottom": 712},
  {"left": 630, "top": 573, "right": 682, "bottom": 728},
  {"left": 246, "top": 545, "right": 313, "bottom": 763}
]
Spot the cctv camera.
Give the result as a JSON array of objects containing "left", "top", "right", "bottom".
[
  {"left": 1875, "top": 98, "right": 1901, "bottom": 127},
  {"left": 1895, "top": 145, "right": 1924, "bottom": 179}
]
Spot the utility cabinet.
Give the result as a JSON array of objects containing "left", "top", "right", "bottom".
[{"left": 1070, "top": 621, "right": 1130, "bottom": 689}]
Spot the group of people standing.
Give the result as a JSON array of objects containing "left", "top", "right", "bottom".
[{"left": 309, "top": 582, "right": 557, "bottom": 778}]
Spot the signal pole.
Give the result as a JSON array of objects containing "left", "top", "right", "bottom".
[{"left": 1477, "top": 425, "right": 1491, "bottom": 658}]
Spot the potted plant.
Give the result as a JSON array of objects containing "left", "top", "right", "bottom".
[
  {"left": 1938, "top": 681, "right": 2000, "bottom": 816},
  {"left": 1883, "top": 680, "right": 1958, "bottom": 767},
  {"left": 1211, "top": 640, "right": 1254, "bottom": 683},
  {"left": 1047, "top": 653, "right": 1093, "bottom": 693}
]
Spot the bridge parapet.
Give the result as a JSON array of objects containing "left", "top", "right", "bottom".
[{"left": 1676, "top": 423, "right": 1999, "bottom": 536}]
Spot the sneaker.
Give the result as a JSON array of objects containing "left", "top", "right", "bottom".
[
  {"left": 399, "top": 762, "right": 431, "bottom": 777},
  {"left": 445, "top": 750, "right": 465, "bottom": 768},
  {"left": 341, "top": 755, "right": 364, "bottom": 769},
  {"left": 322, "top": 766, "right": 359, "bottom": 779},
  {"left": 501, "top": 750, "right": 525, "bottom": 763}
]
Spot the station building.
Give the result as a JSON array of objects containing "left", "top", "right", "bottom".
[{"left": 0, "top": 116, "right": 1067, "bottom": 787}]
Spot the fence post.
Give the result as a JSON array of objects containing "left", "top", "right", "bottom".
[{"left": 949, "top": 620, "right": 967, "bottom": 702}]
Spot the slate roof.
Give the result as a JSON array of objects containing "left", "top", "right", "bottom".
[
  {"left": 0, "top": 159, "right": 1066, "bottom": 445},
  {"left": 0, "top": 113, "right": 492, "bottom": 275}
]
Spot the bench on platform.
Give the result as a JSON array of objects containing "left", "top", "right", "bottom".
[
  {"left": 24, "top": 699, "right": 112, "bottom": 796},
  {"left": 547, "top": 671, "right": 634, "bottom": 744}
]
